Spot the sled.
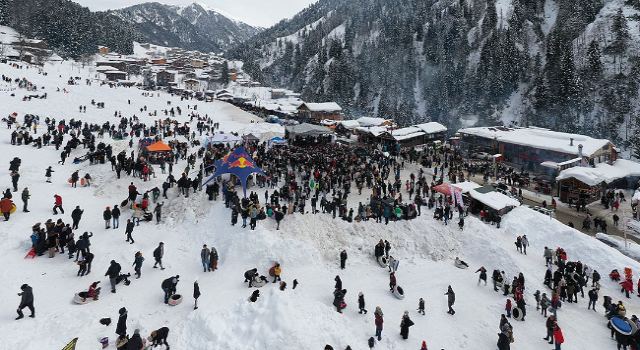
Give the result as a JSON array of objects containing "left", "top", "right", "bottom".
[
  {"left": 68, "top": 178, "right": 73, "bottom": 184},
  {"left": 378, "top": 256, "right": 388, "bottom": 267},
  {"left": 630, "top": 318, "right": 639, "bottom": 335},
  {"left": 168, "top": 294, "right": 183, "bottom": 306},
  {"left": 512, "top": 308, "right": 524, "bottom": 321},
  {"left": 454, "top": 260, "right": 469, "bottom": 269},
  {"left": 121, "top": 199, "right": 129, "bottom": 208},
  {"left": 252, "top": 276, "right": 268, "bottom": 288},
  {"left": 611, "top": 317, "right": 633, "bottom": 335},
  {"left": 73, "top": 293, "right": 97, "bottom": 304},
  {"left": 10, "top": 203, "right": 16, "bottom": 214},
  {"left": 80, "top": 178, "right": 85, "bottom": 186},
  {"left": 24, "top": 248, "right": 36, "bottom": 259},
  {"left": 393, "top": 286, "right": 405, "bottom": 300},
  {"left": 133, "top": 203, "right": 141, "bottom": 210}
]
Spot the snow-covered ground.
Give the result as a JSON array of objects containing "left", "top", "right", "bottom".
[{"left": 0, "top": 59, "right": 639, "bottom": 350}]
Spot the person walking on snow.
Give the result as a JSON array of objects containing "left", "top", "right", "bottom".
[
  {"left": 209, "top": 246, "right": 218, "bottom": 270},
  {"left": 15, "top": 284, "right": 34, "bottom": 320},
  {"left": 553, "top": 324, "right": 564, "bottom": 350},
  {"left": 522, "top": 235, "right": 529, "bottom": 255},
  {"left": 270, "top": 263, "right": 281, "bottom": 283},
  {"left": 132, "top": 252, "right": 144, "bottom": 279},
  {"left": 445, "top": 285, "right": 456, "bottom": 315},
  {"left": 400, "top": 310, "right": 414, "bottom": 339},
  {"left": 340, "top": 249, "right": 348, "bottom": 270},
  {"left": 116, "top": 307, "right": 127, "bottom": 336},
  {"left": 153, "top": 242, "right": 164, "bottom": 269},
  {"left": 193, "top": 280, "right": 201, "bottom": 310},
  {"left": 418, "top": 298, "right": 425, "bottom": 315},
  {"left": 0, "top": 196, "right": 14, "bottom": 221},
  {"left": 71, "top": 205, "right": 84, "bottom": 230},
  {"left": 201, "top": 244, "right": 210, "bottom": 272},
  {"left": 358, "top": 292, "right": 367, "bottom": 314},
  {"left": 45, "top": 166, "right": 54, "bottom": 183},
  {"left": 125, "top": 219, "right": 135, "bottom": 244},
  {"left": 389, "top": 272, "right": 397, "bottom": 291},
  {"left": 476, "top": 266, "right": 488, "bottom": 285},
  {"left": 21, "top": 187, "right": 29, "bottom": 212},
  {"left": 52, "top": 194, "right": 64, "bottom": 214},
  {"left": 374, "top": 306, "right": 384, "bottom": 341}
]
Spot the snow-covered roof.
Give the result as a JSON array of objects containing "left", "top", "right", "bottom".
[
  {"left": 356, "top": 126, "right": 387, "bottom": 137},
  {"left": 336, "top": 120, "right": 360, "bottom": 129},
  {"left": 357, "top": 117, "right": 391, "bottom": 127},
  {"left": 104, "top": 71, "right": 126, "bottom": 74},
  {"left": 455, "top": 181, "right": 482, "bottom": 194},
  {"left": 458, "top": 126, "right": 611, "bottom": 157},
  {"left": 389, "top": 126, "right": 425, "bottom": 141},
  {"left": 556, "top": 159, "right": 640, "bottom": 186},
  {"left": 468, "top": 190, "right": 521, "bottom": 211},
  {"left": 415, "top": 122, "right": 447, "bottom": 134},
  {"left": 300, "top": 102, "right": 342, "bottom": 112}
]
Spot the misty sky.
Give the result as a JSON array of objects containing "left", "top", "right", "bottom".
[{"left": 73, "top": 0, "right": 318, "bottom": 28}]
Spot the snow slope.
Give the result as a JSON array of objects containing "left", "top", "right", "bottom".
[{"left": 0, "top": 59, "right": 638, "bottom": 350}]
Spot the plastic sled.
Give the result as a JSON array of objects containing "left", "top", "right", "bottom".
[
  {"left": 454, "top": 260, "right": 468, "bottom": 269},
  {"left": 378, "top": 256, "right": 388, "bottom": 267},
  {"left": 393, "top": 286, "right": 405, "bottom": 300},
  {"left": 73, "top": 293, "right": 96, "bottom": 304},
  {"left": 513, "top": 308, "right": 524, "bottom": 321},
  {"left": 168, "top": 294, "right": 183, "bottom": 306},
  {"left": 80, "top": 178, "right": 85, "bottom": 186},
  {"left": 24, "top": 248, "right": 36, "bottom": 259},
  {"left": 252, "top": 277, "right": 268, "bottom": 288},
  {"left": 10, "top": 204, "right": 16, "bottom": 214},
  {"left": 612, "top": 317, "right": 633, "bottom": 335},
  {"left": 121, "top": 199, "right": 129, "bottom": 208}
]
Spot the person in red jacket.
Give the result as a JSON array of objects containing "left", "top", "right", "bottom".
[
  {"left": 53, "top": 194, "right": 64, "bottom": 214},
  {"left": 0, "top": 197, "right": 14, "bottom": 221},
  {"left": 553, "top": 324, "right": 564, "bottom": 350},
  {"left": 620, "top": 279, "right": 633, "bottom": 299}
]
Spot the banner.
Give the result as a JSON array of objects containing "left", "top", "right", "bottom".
[
  {"left": 455, "top": 189, "right": 464, "bottom": 208},
  {"left": 61, "top": 338, "right": 78, "bottom": 350},
  {"left": 448, "top": 185, "right": 457, "bottom": 206}
]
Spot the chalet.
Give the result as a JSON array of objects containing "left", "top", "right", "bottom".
[
  {"left": 458, "top": 126, "right": 617, "bottom": 179},
  {"left": 151, "top": 59, "right": 167, "bottom": 65},
  {"left": 297, "top": 102, "right": 343, "bottom": 123},
  {"left": 184, "top": 79, "right": 199, "bottom": 91},
  {"left": 104, "top": 71, "right": 127, "bottom": 81},
  {"left": 271, "top": 89, "right": 287, "bottom": 100},
  {"left": 156, "top": 70, "right": 176, "bottom": 86},
  {"left": 171, "top": 59, "right": 187, "bottom": 68},
  {"left": 356, "top": 117, "right": 393, "bottom": 128},
  {"left": 228, "top": 72, "right": 238, "bottom": 81},
  {"left": 98, "top": 46, "right": 109, "bottom": 55},
  {"left": 190, "top": 59, "right": 204, "bottom": 68},
  {"left": 251, "top": 82, "right": 262, "bottom": 87},
  {"left": 96, "top": 61, "right": 127, "bottom": 72}
]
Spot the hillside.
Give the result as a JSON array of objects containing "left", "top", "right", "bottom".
[
  {"left": 228, "top": 0, "right": 640, "bottom": 156},
  {"left": 0, "top": 57, "right": 639, "bottom": 349},
  {"left": 111, "top": 2, "right": 263, "bottom": 53}
]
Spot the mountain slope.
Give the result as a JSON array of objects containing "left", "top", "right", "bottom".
[
  {"left": 229, "top": 0, "right": 640, "bottom": 154},
  {"left": 111, "top": 2, "right": 262, "bottom": 53}
]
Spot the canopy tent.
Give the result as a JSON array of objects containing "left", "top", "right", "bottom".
[
  {"left": 285, "top": 123, "right": 334, "bottom": 137},
  {"left": 433, "top": 181, "right": 481, "bottom": 196},
  {"left": 268, "top": 137, "right": 288, "bottom": 148},
  {"left": 146, "top": 141, "right": 172, "bottom": 152},
  {"left": 205, "top": 133, "right": 242, "bottom": 147},
  {"left": 202, "top": 147, "right": 270, "bottom": 197},
  {"left": 242, "top": 133, "right": 260, "bottom": 141}
]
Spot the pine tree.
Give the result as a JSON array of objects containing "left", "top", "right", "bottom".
[
  {"left": 584, "top": 40, "right": 603, "bottom": 81},
  {"left": 482, "top": 0, "right": 498, "bottom": 35},
  {"left": 608, "top": 9, "right": 630, "bottom": 55},
  {"left": 219, "top": 61, "right": 229, "bottom": 86}
]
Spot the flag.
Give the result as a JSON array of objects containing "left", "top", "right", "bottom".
[
  {"left": 455, "top": 189, "right": 464, "bottom": 209},
  {"left": 448, "top": 185, "right": 457, "bottom": 206},
  {"left": 61, "top": 338, "right": 78, "bottom": 350}
]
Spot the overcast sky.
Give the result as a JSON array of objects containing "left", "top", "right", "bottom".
[{"left": 74, "top": 0, "right": 318, "bottom": 28}]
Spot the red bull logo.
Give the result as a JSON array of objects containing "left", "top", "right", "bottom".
[{"left": 228, "top": 157, "right": 255, "bottom": 169}]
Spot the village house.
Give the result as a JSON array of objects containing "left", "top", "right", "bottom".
[{"left": 297, "top": 102, "right": 343, "bottom": 123}]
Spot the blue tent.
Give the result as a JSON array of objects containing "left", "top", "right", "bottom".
[{"left": 202, "top": 147, "right": 269, "bottom": 197}]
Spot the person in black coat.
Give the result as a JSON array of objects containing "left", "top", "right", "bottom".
[
  {"left": 358, "top": 292, "right": 367, "bottom": 314},
  {"left": 334, "top": 275, "right": 342, "bottom": 292},
  {"left": 125, "top": 219, "right": 135, "bottom": 244},
  {"left": 244, "top": 268, "right": 258, "bottom": 287},
  {"left": 161, "top": 275, "right": 179, "bottom": 304},
  {"left": 112, "top": 205, "right": 121, "bottom": 229},
  {"left": 71, "top": 206, "right": 84, "bottom": 229},
  {"left": 116, "top": 307, "right": 127, "bottom": 336},
  {"left": 105, "top": 260, "right": 122, "bottom": 293},
  {"left": 16, "top": 284, "right": 34, "bottom": 320},
  {"left": 148, "top": 327, "right": 170, "bottom": 349},
  {"left": 399, "top": 311, "right": 414, "bottom": 339},
  {"left": 127, "top": 329, "right": 143, "bottom": 350},
  {"left": 340, "top": 250, "right": 348, "bottom": 270},
  {"left": 249, "top": 289, "right": 260, "bottom": 302},
  {"left": 103, "top": 207, "right": 112, "bottom": 229},
  {"left": 193, "top": 280, "right": 200, "bottom": 310}
]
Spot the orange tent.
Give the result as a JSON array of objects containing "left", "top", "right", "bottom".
[{"left": 146, "top": 141, "right": 172, "bottom": 152}]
